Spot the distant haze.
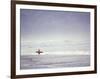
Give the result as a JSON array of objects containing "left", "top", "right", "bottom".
[{"left": 20, "top": 9, "right": 90, "bottom": 55}]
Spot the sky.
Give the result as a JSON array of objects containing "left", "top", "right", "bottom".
[{"left": 20, "top": 9, "right": 90, "bottom": 55}]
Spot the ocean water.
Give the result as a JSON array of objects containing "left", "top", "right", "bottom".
[{"left": 20, "top": 55, "right": 90, "bottom": 70}]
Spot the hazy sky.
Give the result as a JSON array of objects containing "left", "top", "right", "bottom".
[{"left": 20, "top": 9, "right": 90, "bottom": 55}]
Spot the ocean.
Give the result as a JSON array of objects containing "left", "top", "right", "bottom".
[{"left": 20, "top": 55, "right": 90, "bottom": 69}]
